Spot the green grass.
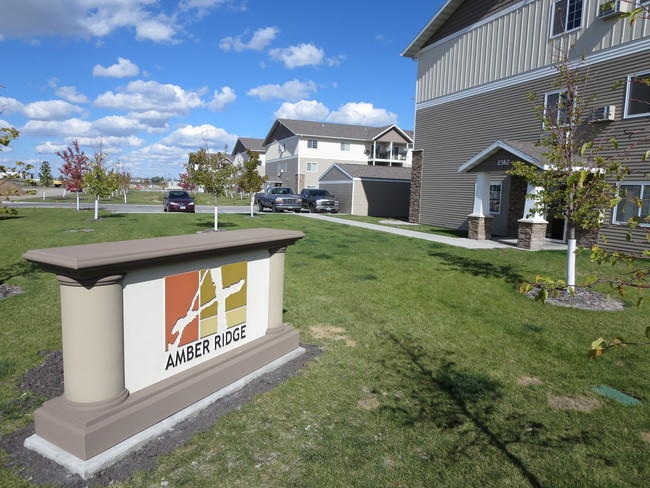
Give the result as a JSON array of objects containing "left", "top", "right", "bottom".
[
  {"left": 0, "top": 209, "right": 649, "bottom": 487},
  {"left": 23, "top": 189, "right": 251, "bottom": 206}
]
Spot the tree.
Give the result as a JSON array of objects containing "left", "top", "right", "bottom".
[
  {"left": 38, "top": 161, "right": 53, "bottom": 187},
  {"left": 57, "top": 140, "right": 90, "bottom": 211},
  {"left": 508, "top": 53, "right": 631, "bottom": 291},
  {"left": 187, "top": 147, "right": 236, "bottom": 231},
  {"left": 236, "top": 151, "right": 267, "bottom": 217},
  {"left": 83, "top": 146, "right": 119, "bottom": 220},
  {"left": 179, "top": 172, "right": 197, "bottom": 191},
  {"left": 116, "top": 168, "right": 131, "bottom": 203},
  {"left": 0, "top": 124, "right": 34, "bottom": 216}
]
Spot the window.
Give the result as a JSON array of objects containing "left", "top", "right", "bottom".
[
  {"left": 489, "top": 184, "right": 502, "bottom": 214},
  {"left": 551, "top": 0, "right": 583, "bottom": 36},
  {"left": 624, "top": 71, "right": 650, "bottom": 118},
  {"left": 306, "top": 162, "right": 318, "bottom": 172},
  {"left": 307, "top": 139, "right": 318, "bottom": 149},
  {"left": 544, "top": 90, "right": 570, "bottom": 127},
  {"left": 614, "top": 184, "right": 650, "bottom": 223},
  {"left": 341, "top": 142, "right": 350, "bottom": 151}
]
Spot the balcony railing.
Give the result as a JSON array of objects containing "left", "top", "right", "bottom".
[{"left": 365, "top": 150, "right": 409, "bottom": 161}]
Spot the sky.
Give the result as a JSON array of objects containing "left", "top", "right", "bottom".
[{"left": 0, "top": 0, "right": 442, "bottom": 179}]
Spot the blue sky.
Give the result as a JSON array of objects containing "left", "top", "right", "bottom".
[{"left": 0, "top": 0, "right": 441, "bottom": 179}]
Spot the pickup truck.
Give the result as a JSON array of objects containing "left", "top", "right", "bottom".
[
  {"left": 299, "top": 188, "right": 340, "bottom": 213},
  {"left": 255, "top": 187, "right": 303, "bottom": 212}
]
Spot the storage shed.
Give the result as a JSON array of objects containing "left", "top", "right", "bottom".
[{"left": 319, "top": 164, "right": 411, "bottom": 217}]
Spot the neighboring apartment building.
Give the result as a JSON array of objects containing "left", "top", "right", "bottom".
[
  {"left": 231, "top": 137, "right": 266, "bottom": 177},
  {"left": 403, "top": 0, "right": 650, "bottom": 251},
  {"left": 261, "top": 119, "right": 414, "bottom": 192}
]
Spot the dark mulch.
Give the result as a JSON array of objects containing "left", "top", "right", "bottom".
[
  {"left": 1, "top": 345, "right": 319, "bottom": 487},
  {"left": 528, "top": 287, "right": 625, "bottom": 311},
  {"left": 0, "top": 284, "right": 24, "bottom": 300}
]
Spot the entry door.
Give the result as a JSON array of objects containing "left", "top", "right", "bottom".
[{"left": 547, "top": 217, "right": 566, "bottom": 241}]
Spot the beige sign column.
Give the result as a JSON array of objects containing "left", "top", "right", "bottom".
[
  {"left": 57, "top": 274, "right": 128, "bottom": 405},
  {"left": 267, "top": 247, "right": 287, "bottom": 332}
]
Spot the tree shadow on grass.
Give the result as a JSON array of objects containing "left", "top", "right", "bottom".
[
  {"left": 376, "top": 332, "right": 596, "bottom": 488},
  {"left": 194, "top": 220, "right": 238, "bottom": 230},
  {"left": 428, "top": 250, "right": 524, "bottom": 284},
  {"left": 0, "top": 261, "right": 40, "bottom": 284}
]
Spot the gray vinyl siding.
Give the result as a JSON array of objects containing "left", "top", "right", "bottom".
[
  {"left": 415, "top": 49, "right": 650, "bottom": 246},
  {"left": 321, "top": 182, "right": 352, "bottom": 214},
  {"left": 360, "top": 180, "right": 411, "bottom": 218}
]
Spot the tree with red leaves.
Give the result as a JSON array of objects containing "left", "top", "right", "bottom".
[{"left": 57, "top": 140, "right": 90, "bottom": 210}]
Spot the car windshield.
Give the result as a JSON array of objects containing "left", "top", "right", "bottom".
[
  {"left": 310, "top": 190, "right": 332, "bottom": 197},
  {"left": 271, "top": 188, "right": 293, "bottom": 194},
  {"left": 169, "top": 191, "right": 191, "bottom": 199}
]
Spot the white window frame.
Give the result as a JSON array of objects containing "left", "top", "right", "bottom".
[
  {"left": 550, "top": 0, "right": 584, "bottom": 38},
  {"left": 623, "top": 71, "right": 650, "bottom": 119},
  {"left": 544, "top": 90, "right": 570, "bottom": 127},
  {"left": 306, "top": 162, "right": 318, "bottom": 172},
  {"left": 307, "top": 139, "right": 318, "bottom": 149},
  {"left": 489, "top": 183, "right": 502, "bottom": 214},
  {"left": 341, "top": 142, "right": 351, "bottom": 151},
  {"left": 612, "top": 182, "right": 650, "bottom": 224}
]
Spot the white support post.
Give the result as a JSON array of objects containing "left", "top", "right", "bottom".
[
  {"left": 471, "top": 172, "right": 491, "bottom": 217},
  {"left": 522, "top": 185, "right": 548, "bottom": 223}
]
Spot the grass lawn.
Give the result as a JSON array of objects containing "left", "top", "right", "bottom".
[
  {"left": 328, "top": 214, "right": 469, "bottom": 238},
  {"left": 22, "top": 189, "right": 251, "bottom": 206},
  {"left": 0, "top": 209, "right": 648, "bottom": 487}
]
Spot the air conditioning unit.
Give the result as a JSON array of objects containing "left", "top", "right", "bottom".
[
  {"left": 598, "top": 1, "right": 631, "bottom": 19},
  {"left": 590, "top": 105, "right": 616, "bottom": 122}
]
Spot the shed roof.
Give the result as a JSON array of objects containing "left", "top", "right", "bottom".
[{"left": 321, "top": 163, "right": 412, "bottom": 181}]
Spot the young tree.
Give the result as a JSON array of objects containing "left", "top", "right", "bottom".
[
  {"left": 57, "top": 140, "right": 90, "bottom": 211},
  {"left": 0, "top": 124, "right": 35, "bottom": 216},
  {"left": 38, "top": 161, "right": 53, "bottom": 187},
  {"left": 179, "top": 172, "right": 197, "bottom": 191},
  {"left": 237, "top": 151, "right": 267, "bottom": 217},
  {"left": 508, "top": 54, "right": 631, "bottom": 291},
  {"left": 187, "top": 147, "right": 236, "bottom": 231},
  {"left": 83, "top": 147, "right": 119, "bottom": 220},
  {"left": 116, "top": 168, "right": 132, "bottom": 203}
]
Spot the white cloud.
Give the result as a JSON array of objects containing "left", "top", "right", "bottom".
[
  {"left": 274, "top": 100, "right": 329, "bottom": 121},
  {"left": 94, "top": 80, "right": 204, "bottom": 114},
  {"left": 54, "top": 86, "right": 90, "bottom": 104},
  {"left": 159, "top": 124, "right": 237, "bottom": 149},
  {"left": 0, "top": 97, "right": 25, "bottom": 115},
  {"left": 35, "top": 141, "right": 68, "bottom": 155},
  {"left": 128, "top": 110, "right": 172, "bottom": 132},
  {"left": 23, "top": 100, "right": 85, "bottom": 121},
  {"left": 208, "top": 87, "right": 236, "bottom": 111},
  {"left": 0, "top": 0, "right": 179, "bottom": 43},
  {"left": 92, "top": 115, "right": 146, "bottom": 137},
  {"left": 22, "top": 118, "right": 94, "bottom": 137},
  {"left": 71, "top": 135, "right": 145, "bottom": 149},
  {"left": 269, "top": 43, "right": 325, "bottom": 69},
  {"left": 219, "top": 26, "right": 279, "bottom": 52},
  {"left": 247, "top": 79, "right": 316, "bottom": 102},
  {"left": 326, "top": 102, "right": 397, "bottom": 126},
  {"left": 93, "top": 58, "right": 140, "bottom": 78}
]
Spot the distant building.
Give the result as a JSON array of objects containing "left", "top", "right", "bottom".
[
  {"left": 231, "top": 137, "right": 266, "bottom": 177},
  {"left": 261, "top": 119, "right": 414, "bottom": 192}
]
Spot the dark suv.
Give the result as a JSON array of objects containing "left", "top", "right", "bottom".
[
  {"left": 163, "top": 191, "right": 195, "bottom": 213},
  {"left": 299, "top": 189, "right": 340, "bottom": 213}
]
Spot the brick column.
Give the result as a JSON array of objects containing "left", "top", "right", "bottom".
[
  {"left": 517, "top": 220, "right": 548, "bottom": 250},
  {"left": 468, "top": 215, "right": 493, "bottom": 240},
  {"left": 408, "top": 149, "right": 423, "bottom": 223}
]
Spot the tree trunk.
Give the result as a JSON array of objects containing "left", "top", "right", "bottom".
[
  {"left": 567, "top": 226, "right": 576, "bottom": 291},
  {"left": 76, "top": 193, "right": 80, "bottom": 211},
  {"left": 214, "top": 205, "right": 218, "bottom": 231},
  {"left": 94, "top": 195, "right": 99, "bottom": 220},
  {"left": 250, "top": 194, "right": 254, "bottom": 217}
]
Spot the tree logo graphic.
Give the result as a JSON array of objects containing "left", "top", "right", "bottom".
[{"left": 164, "top": 262, "right": 247, "bottom": 352}]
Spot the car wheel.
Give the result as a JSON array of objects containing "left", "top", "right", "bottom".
[
  {"left": 309, "top": 203, "right": 315, "bottom": 213},
  {"left": 272, "top": 203, "right": 282, "bottom": 213},
  {"left": 257, "top": 200, "right": 264, "bottom": 212},
  {"left": 331, "top": 210, "right": 338, "bottom": 214},
  {"left": 163, "top": 207, "right": 167, "bottom": 212}
]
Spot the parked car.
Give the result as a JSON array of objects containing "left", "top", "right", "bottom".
[
  {"left": 163, "top": 190, "right": 195, "bottom": 213},
  {"left": 255, "top": 187, "right": 302, "bottom": 212},
  {"left": 299, "top": 189, "right": 340, "bottom": 213}
]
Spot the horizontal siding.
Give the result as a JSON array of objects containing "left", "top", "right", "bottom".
[
  {"left": 320, "top": 182, "right": 352, "bottom": 213},
  {"left": 360, "top": 181, "right": 411, "bottom": 218},
  {"left": 415, "top": 50, "right": 650, "bottom": 236},
  {"left": 416, "top": 0, "right": 650, "bottom": 103}
]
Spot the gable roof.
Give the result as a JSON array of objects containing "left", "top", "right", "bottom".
[
  {"left": 262, "top": 119, "right": 413, "bottom": 146},
  {"left": 232, "top": 137, "right": 266, "bottom": 155},
  {"left": 402, "top": 0, "right": 464, "bottom": 58},
  {"left": 458, "top": 140, "right": 545, "bottom": 173},
  {"left": 320, "top": 163, "right": 412, "bottom": 181}
]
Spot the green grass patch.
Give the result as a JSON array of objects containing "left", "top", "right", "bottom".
[
  {"left": 0, "top": 209, "right": 648, "bottom": 487},
  {"left": 328, "top": 214, "right": 469, "bottom": 238}
]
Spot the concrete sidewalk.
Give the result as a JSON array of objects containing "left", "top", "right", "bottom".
[{"left": 296, "top": 213, "right": 567, "bottom": 251}]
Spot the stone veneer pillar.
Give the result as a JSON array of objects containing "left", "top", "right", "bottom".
[
  {"left": 57, "top": 274, "right": 128, "bottom": 405},
  {"left": 468, "top": 215, "right": 493, "bottom": 240},
  {"left": 517, "top": 220, "right": 548, "bottom": 250}
]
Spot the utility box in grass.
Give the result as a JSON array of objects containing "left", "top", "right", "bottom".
[{"left": 22, "top": 228, "right": 304, "bottom": 478}]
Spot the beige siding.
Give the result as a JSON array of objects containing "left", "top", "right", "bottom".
[{"left": 415, "top": 0, "right": 650, "bottom": 104}]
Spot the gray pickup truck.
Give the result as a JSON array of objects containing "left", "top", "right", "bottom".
[{"left": 255, "top": 187, "right": 303, "bottom": 212}]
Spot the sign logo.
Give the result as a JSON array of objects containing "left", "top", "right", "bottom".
[{"left": 164, "top": 262, "right": 248, "bottom": 370}]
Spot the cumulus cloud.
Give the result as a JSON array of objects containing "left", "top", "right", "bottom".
[
  {"left": 94, "top": 80, "right": 204, "bottom": 114},
  {"left": 327, "top": 102, "right": 397, "bottom": 126},
  {"left": 92, "top": 115, "right": 147, "bottom": 137},
  {"left": 247, "top": 79, "right": 316, "bottom": 102},
  {"left": 274, "top": 100, "right": 329, "bottom": 121},
  {"left": 0, "top": 0, "right": 179, "bottom": 43},
  {"left": 269, "top": 43, "right": 325, "bottom": 69},
  {"left": 0, "top": 97, "right": 84, "bottom": 121},
  {"left": 93, "top": 58, "right": 140, "bottom": 78},
  {"left": 208, "top": 87, "right": 236, "bottom": 111},
  {"left": 219, "top": 26, "right": 279, "bottom": 52},
  {"left": 159, "top": 124, "right": 237, "bottom": 149},
  {"left": 21, "top": 118, "right": 93, "bottom": 137},
  {"left": 54, "top": 86, "right": 89, "bottom": 104}
]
